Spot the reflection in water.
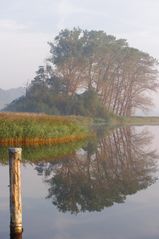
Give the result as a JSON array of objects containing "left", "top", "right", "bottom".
[
  {"left": 0, "top": 140, "right": 85, "bottom": 164},
  {"left": 35, "top": 127, "right": 158, "bottom": 214},
  {"left": 10, "top": 234, "right": 22, "bottom": 239}
]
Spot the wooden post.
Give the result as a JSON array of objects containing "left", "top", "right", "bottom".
[{"left": 9, "top": 148, "right": 23, "bottom": 235}]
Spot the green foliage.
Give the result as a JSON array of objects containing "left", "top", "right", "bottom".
[
  {"left": 5, "top": 83, "right": 108, "bottom": 119},
  {"left": 68, "top": 89, "right": 108, "bottom": 118},
  {"left": 48, "top": 28, "right": 84, "bottom": 64}
]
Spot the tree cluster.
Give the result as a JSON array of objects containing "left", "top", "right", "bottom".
[{"left": 5, "top": 28, "right": 159, "bottom": 116}]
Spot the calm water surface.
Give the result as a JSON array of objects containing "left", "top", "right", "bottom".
[{"left": 1, "top": 126, "right": 159, "bottom": 239}]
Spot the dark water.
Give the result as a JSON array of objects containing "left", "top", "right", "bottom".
[{"left": 1, "top": 126, "right": 159, "bottom": 239}]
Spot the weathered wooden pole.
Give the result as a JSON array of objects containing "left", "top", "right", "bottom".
[{"left": 9, "top": 148, "right": 23, "bottom": 235}]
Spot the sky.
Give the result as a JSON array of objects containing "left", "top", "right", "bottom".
[{"left": 1, "top": 0, "right": 159, "bottom": 114}]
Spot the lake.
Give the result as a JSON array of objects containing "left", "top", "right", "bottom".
[{"left": 1, "top": 125, "right": 159, "bottom": 239}]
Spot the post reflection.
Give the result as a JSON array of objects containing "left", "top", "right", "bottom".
[
  {"left": 10, "top": 233, "right": 22, "bottom": 239},
  {"left": 35, "top": 127, "right": 158, "bottom": 214}
]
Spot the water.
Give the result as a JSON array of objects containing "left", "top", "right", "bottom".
[{"left": 1, "top": 126, "right": 159, "bottom": 239}]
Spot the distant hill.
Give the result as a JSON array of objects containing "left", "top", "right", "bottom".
[{"left": 0, "top": 87, "right": 25, "bottom": 110}]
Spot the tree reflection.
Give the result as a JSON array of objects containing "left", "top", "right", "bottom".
[{"left": 35, "top": 127, "right": 158, "bottom": 214}]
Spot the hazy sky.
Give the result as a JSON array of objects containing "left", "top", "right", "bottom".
[{"left": 1, "top": 0, "right": 159, "bottom": 90}]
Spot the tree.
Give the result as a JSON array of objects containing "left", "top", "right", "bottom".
[
  {"left": 48, "top": 28, "right": 87, "bottom": 96},
  {"left": 48, "top": 28, "right": 159, "bottom": 116}
]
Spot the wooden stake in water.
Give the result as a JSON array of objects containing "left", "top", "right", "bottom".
[{"left": 9, "top": 148, "right": 23, "bottom": 235}]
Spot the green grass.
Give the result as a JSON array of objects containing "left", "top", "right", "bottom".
[{"left": 0, "top": 112, "right": 91, "bottom": 145}]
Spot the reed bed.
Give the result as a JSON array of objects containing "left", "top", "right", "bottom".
[
  {"left": 0, "top": 112, "right": 91, "bottom": 146},
  {"left": 0, "top": 112, "right": 90, "bottom": 124}
]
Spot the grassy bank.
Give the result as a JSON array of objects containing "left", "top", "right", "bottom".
[{"left": 0, "top": 112, "right": 91, "bottom": 146}]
